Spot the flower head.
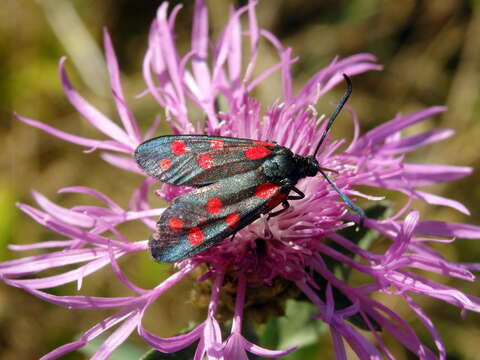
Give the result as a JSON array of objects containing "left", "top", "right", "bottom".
[{"left": 4, "top": 1, "right": 480, "bottom": 359}]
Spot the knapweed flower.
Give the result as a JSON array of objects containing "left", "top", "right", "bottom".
[{"left": 3, "top": 0, "right": 480, "bottom": 359}]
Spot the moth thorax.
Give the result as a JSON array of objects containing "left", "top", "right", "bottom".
[{"left": 261, "top": 152, "right": 296, "bottom": 179}]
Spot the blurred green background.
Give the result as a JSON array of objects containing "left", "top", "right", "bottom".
[{"left": 1, "top": 0, "right": 480, "bottom": 359}]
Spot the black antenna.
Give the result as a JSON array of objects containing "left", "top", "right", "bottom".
[
  {"left": 312, "top": 74, "right": 352, "bottom": 158},
  {"left": 312, "top": 74, "right": 365, "bottom": 226}
]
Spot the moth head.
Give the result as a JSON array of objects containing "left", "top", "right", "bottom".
[{"left": 304, "top": 156, "right": 320, "bottom": 177}]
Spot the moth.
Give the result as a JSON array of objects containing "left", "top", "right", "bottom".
[{"left": 135, "top": 74, "right": 364, "bottom": 263}]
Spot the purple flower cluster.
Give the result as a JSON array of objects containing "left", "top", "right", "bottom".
[{"left": 3, "top": 1, "right": 480, "bottom": 359}]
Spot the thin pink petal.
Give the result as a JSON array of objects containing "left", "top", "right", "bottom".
[
  {"left": 414, "top": 221, "right": 480, "bottom": 239},
  {"left": 354, "top": 106, "right": 446, "bottom": 149},
  {"left": 59, "top": 58, "right": 135, "bottom": 149},
  {"left": 8, "top": 240, "right": 77, "bottom": 251},
  {"left": 100, "top": 153, "right": 143, "bottom": 174},
  {"left": 103, "top": 29, "right": 142, "bottom": 143},
  {"left": 16, "top": 114, "right": 130, "bottom": 153},
  {"left": 32, "top": 190, "right": 94, "bottom": 227},
  {"left": 191, "top": 0, "right": 211, "bottom": 95},
  {"left": 244, "top": 337, "right": 297, "bottom": 357},
  {"left": 58, "top": 186, "right": 123, "bottom": 211},
  {"left": 380, "top": 129, "right": 454, "bottom": 154},
  {"left": 0, "top": 248, "right": 106, "bottom": 276},
  {"left": 92, "top": 312, "right": 140, "bottom": 360}
]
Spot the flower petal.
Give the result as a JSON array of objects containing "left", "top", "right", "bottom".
[
  {"left": 59, "top": 58, "right": 136, "bottom": 149},
  {"left": 92, "top": 312, "right": 141, "bottom": 360},
  {"left": 32, "top": 190, "right": 95, "bottom": 227},
  {"left": 16, "top": 114, "right": 130, "bottom": 153},
  {"left": 354, "top": 106, "right": 446, "bottom": 149},
  {"left": 414, "top": 221, "right": 480, "bottom": 239},
  {"left": 103, "top": 29, "right": 142, "bottom": 143},
  {"left": 244, "top": 337, "right": 297, "bottom": 357}
]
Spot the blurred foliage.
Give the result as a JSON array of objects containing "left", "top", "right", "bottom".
[
  {"left": 0, "top": 186, "right": 16, "bottom": 260},
  {"left": 1, "top": 0, "right": 480, "bottom": 359},
  {"left": 260, "top": 300, "right": 328, "bottom": 359}
]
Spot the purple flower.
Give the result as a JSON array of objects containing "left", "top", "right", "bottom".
[{"left": 4, "top": 1, "right": 480, "bottom": 359}]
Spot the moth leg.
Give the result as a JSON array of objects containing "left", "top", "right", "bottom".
[
  {"left": 288, "top": 187, "right": 305, "bottom": 200},
  {"left": 268, "top": 187, "right": 305, "bottom": 219},
  {"left": 267, "top": 200, "right": 290, "bottom": 218}
]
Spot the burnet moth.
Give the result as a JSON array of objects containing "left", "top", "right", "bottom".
[{"left": 135, "top": 74, "right": 364, "bottom": 263}]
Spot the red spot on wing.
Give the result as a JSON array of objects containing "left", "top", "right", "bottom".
[
  {"left": 189, "top": 227, "right": 204, "bottom": 245},
  {"left": 225, "top": 213, "right": 240, "bottom": 228},
  {"left": 254, "top": 140, "right": 275, "bottom": 146},
  {"left": 244, "top": 146, "right": 271, "bottom": 160},
  {"left": 266, "top": 193, "right": 287, "bottom": 209},
  {"left": 168, "top": 218, "right": 184, "bottom": 232},
  {"left": 210, "top": 139, "right": 224, "bottom": 150},
  {"left": 159, "top": 158, "right": 172, "bottom": 171},
  {"left": 198, "top": 153, "right": 214, "bottom": 169},
  {"left": 255, "top": 183, "right": 280, "bottom": 198},
  {"left": 171, "top": 140, "right": 187, "bottom": 155},
  {"left": 206, "top": 198, "right": 223, "bottom": 214}
]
